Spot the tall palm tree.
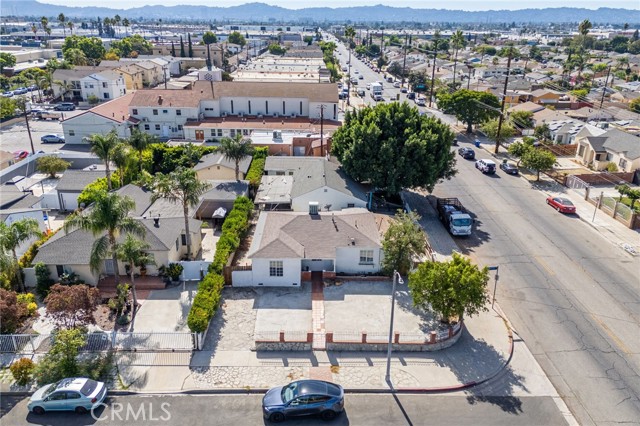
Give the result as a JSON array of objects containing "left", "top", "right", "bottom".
[
  {"left": 450, "top": 30, "right": 466, "bottom": 91},
  {"left": 116, "top": 234, "right": 154, "bottom": 314},
  {"left": 58, "top": 13, "right": 66, "bottom": 37},
  {"left": 89, "top": 131, "right": 122, "bottom": 191},
  {"left": 0, "top": 218, "right": 42, "bottom": 292},
  {"left": 67, "top": 21, "right": 74, "bottom": 35},
  {"left": 219, "top": 134, "right": 254, "bottom": 181},
  {"left": 122, "top": 18, "right": 130, "bottom": 37},
  {"left": 64, "top": 193, "right": 145, "bottom": 285},
  {"left": 31, "top": 24, "right": 38, "bottom": 40},
  {"left": 127, "top": 129, "right": 157, "bottom": 172},
  {"left": 114, "top": 15, "right": 121, "bottom": 38},
  {"left": 152, "top": 168, "right": 210, "bottom": 261}
]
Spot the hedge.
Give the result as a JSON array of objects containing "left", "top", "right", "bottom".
[
  {"left": 187, "top": 273, "right": 225, "bottom": 333},
  {"left": 19, "top": 229, "right": 58, "bottom": 268},
  {"left": 187, "top": 196, "right": 254, "bottom": 333},
  {"left": 245, "top": 147, "right": 268, "bottom": 189}
]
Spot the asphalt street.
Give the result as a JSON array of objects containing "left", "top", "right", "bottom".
[
  {"left": 0, "top": 111, "right": 83, "bottom": 155},
  {"left": 425, "top": 136, "right": 640, "bottom": 426},
  {"left": 0, "top": 393, "right": 569, "bottom": 426}
]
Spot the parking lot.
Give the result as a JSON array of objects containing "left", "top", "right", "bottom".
[{"left": 0, "top": 110, "right": 83, "bottom": 154}]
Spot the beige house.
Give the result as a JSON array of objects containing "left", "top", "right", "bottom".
[
  {"left": 530, "top": 89, "right": 563, "bottom": 105},
  {"left": 575, "top": 128, "right": 640, "bottom": 172},
  {"left": 193, "top": 152, "right": 252, "bottom": 181}
]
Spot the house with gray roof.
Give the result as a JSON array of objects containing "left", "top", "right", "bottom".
[
  {"left": 232, "top": 208, "right": 382, "bottom": 287},
  {"left": 55, "top": 170, "right": 104, "bottom": 211},
  {"left": 115, "top": 184, "right": 154, "bottom": 217},
  {"left": 195, "top": 180, "right": 249, "bottom": 220},
  {"left": 193, "top": 152, "right": 252, "bottom": 181},
  {"left": 575, "top": 128, "right": 640, "bottom": 172},
  {"left": 260, "top": 157, "right": 369, "bottom": 212},
  {"left": 33, "top": 216, "right": 203, "bottom": 286}
]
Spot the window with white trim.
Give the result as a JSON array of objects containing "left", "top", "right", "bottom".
[
  {"left": 269, "top": 261, "right": 283, "bottom": 277},
  {"left": 359, "top": 250, "right": 374, "bottom": 264}
]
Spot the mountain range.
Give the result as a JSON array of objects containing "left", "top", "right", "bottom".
[{"left": 2, "top": 1, "right": 639, "bottom": 24}]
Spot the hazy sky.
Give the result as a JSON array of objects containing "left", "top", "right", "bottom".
[{"left": 38, "top": 0, "right": 640, "bottom": 11}]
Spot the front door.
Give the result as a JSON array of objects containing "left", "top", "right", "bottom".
[
  {"left": 195, "top": 130, "right": 204, "bottom": 141},
  {"left": 104, "top": 259, "right": 115, "bottom": 275}
]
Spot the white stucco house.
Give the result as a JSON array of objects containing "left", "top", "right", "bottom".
[
  {"left": 80, "top": 70, "right": 127, "bottom": 102},
  {"left": 232, "top": 208, "right": 382, "bottom": 287}
]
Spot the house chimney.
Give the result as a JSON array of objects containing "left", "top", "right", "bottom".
[{"left": 154, "top": 214, "right": 160, "bottom": 227}]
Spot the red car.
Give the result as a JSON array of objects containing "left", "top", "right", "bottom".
[
  {"left": 13, "top": 150, "right": 29, "bottom": 159},
  {"left": 546, "top": 196, "right": 576, "bottom": 214}
]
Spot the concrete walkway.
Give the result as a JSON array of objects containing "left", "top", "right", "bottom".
[{"left": 311, "top": 274, "right": 326, "bottom": 350}]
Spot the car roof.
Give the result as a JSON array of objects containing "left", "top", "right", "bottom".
[
  {"left": 555, "top": 198, "right": 573, "bottom": 204},
  {"left": 54, "top": 377, "right": 88, "bottom": 391},
  {"left": 482, "top": 159, "right": 496, "bottom": 164},
  {"left": 293, "top": 380, "right": 340, "bottom": 396}
]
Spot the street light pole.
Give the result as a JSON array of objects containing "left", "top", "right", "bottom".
[{"left": 385, "top": 270, "right": 403, "bottom": 386}]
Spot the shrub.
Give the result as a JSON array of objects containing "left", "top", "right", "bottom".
[
  {"left": 245, "top": 157, "right": 265, "bottom": 189},
  {"left": 17, "top": 293, "right": 38, "bottom": 317},
  {"left": 35, "top": 262, "right": 55, "bottom": 300},
  {"left": 166, "top": 263, "right": 184, "bottom": 281},
  {"left": 605, "top": 162, "right": 618, "bottom": 172},
  {"left": 209, "top": 196, "right": 253, "bottom": 275},
  {"left": 0, "top": 288, "right": 28, "bottom": 333},
  {"left": 19, "top": 230, "right": 58, "bottom": 268},
  {"left": 76, "top": 177, "right": 119, "bottom": 208},
  {"left": 10, "top": 358, "right": 35, "bottom": 386},
  {"left": 187, "top": 273, "right": 225, "bottom": 333}
]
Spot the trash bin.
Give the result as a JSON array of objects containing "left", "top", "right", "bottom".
[
  {"left": 396, "top": 93, "right": 401, "bottom": 100},
  {"left": 474, "top": 141, "right": 480, "bottom": 148}
]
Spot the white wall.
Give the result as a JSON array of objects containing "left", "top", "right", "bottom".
[
  {"left": 40, "top": 192, "right": 60, "bottom": 210},
  {"left": 309, "top": 102, "right": 338, "bottom": 120},
  {"left": 335, "top": 246, "right": 382, "bottom": 275},
  {"left": 81, "top": 75, "right": 126, "bottom": 102},
  {"left": 47, "top": 264, "right": 97, "bottom": 286},
  {"left": 292, "top": 187, "right": 367, "bottom": 212},
  {"left": 62, "top": 112, "right": 130, "bottom": 145},
  {"left": 3, "top": 210, "right": 47, "bottom": 257},
  {"left": 58, "top": 191, "right": 81, "bottom": 211},
  {"left": 239, "top": 258, "right": 301, "bottom": 287}
]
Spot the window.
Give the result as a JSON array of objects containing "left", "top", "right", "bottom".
[
  {"left": 248, "top": 100, "right": 252, "bottom": 114},
  {"left": 153, "top": 109, "right": 158, "bottom": 115},
  {"left": 181, "top": 234, "right": 187, "bottom": 246},
  {"left": 155, "top": 124, "right": 160, "bottom": 130},
  {"left": 265, "top": 100, "right": 269, "bottom": 115},
  {"left": 144, "top": 124, "right": 150, "bottom": 131},
  {"left": 217, "top": 129, "right": 223, "bottom": 136},
  {"left": 347, "top": 203, "right": 355, "bottom": 208},
  {"left": 103, "top": 93, "right": 109, "bottom": 99},
  {"left": 243, "top": 129, "right": 249, "bottom": 136},
  {"left": 269, "top": 261, "right": 283, "bottom": 277},
  {"left": 66, "top": 392, "right": 81, "bottom": 399},
  {"left": 300, "top": 101, "right": 303, "bottom": 115},
  {"left": 360, "top": 250, "right": 374, "bottom": 264},
  {"left": 231, "top": 100, "right": 234, "bottom": 114},
  {"left": 619, "top": 158, "right": 627, "bottom": 169},
  {"left": 210, "top": 130, "right": 216, "bottom": 137},
  {"left": 230, "top": 129, "right": 236, "bottom": 137},
  {"left": 102, "top": 82, "right": 108, "bottom": 88},
  {"left": 163, "top": 110, "right": 168, "bottom": 114},
  {"left": 177, "top": 125, "right": 183, "bottom": 130},
  {"left": 56, "top": 265, "right": 64, "bottom": 276},
  {"left": 132, "top": 109, "right": 138, "bottom": 115},
  {"left": 282, "top": 100, "right": 286, "bottom": 114},
  {"left": 176, "top": 109, "right": 182, "bottom": 116},
  {"left": 69, "top": 130, "right": 75, "bottom": 136},
  {"left": 175, "top": 238, "right": 179, "bottom": 251}
]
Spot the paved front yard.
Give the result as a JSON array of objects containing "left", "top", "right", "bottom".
[{"left": 324, "top": 281, "right": 439, "bottom": 336}]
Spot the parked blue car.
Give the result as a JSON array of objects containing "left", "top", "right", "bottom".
[
  {"left": 28, "top": 377, "right": 107, "bottom": 415},
  {"left": 262, "top": 380, "right": 344, "bottom": 422}
]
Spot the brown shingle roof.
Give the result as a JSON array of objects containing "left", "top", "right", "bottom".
[
  {"left": 76, "top": 92, "right": 135, "bottom": 124},
  {"left": 193, "top": 80, "right": 338, "bottom": 103},
  {"left": 131, "top": 86, "right": 213, "bottom": 108}
]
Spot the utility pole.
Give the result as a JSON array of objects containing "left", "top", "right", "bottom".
[
  {"left": 494, "top": 47, "right": 512, "bottom": 154},
  {"left": 598, "top": 66, "right": 611, "bottom": 118},
  {"left": 428, "top": 38, "right": 438, "bottom": 107},
  {"left": 23, "top": 103, "right": 35, "bottom": 155},
  {"left": 401, "top": 33, "right": 408, "bottom": 89},
  {"left": 319, "top": 104, "right": 325, "bottom": 157}
]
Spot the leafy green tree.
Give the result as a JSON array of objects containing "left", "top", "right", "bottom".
[
  {"left": 629, "top": 98, "right": 640, "bottom": 114},
  {"left": 331, "top": 102, "right": 456, "bottom": 194},
  {"left": 64, "top": 193, "right": 145, "bottom": 284},
  {"left": 116, "top": 234, "right": 154, "bottom": 312},
  {"left": 507, "top": 139, "right": 534, "bottom": 166},
  {"left": 481, "top": 118, "right": 515, "bottom": 146},
  {"left": 219, "top": 134, "right": 254, "bottom": 181},
  {"left": 34, "top": 328, "right": 86, "bottom": 385},
  {"left": 521, "top": 148, "right": 556, "bottom": 181},
  {"left": 268, "top": 43, "right": 286, "bottom": 55},
  {"left": 0, "top": 219, "right": 42, "bottom": 291},
  {"left": 534, "top": 123, "right": 552, "bottom": 141},
  {"left": 152, "top": 168, "right": 211, "bottom": 260},
  {"left": 202, "top": 31, "right": 217, "bottom": 45},
  {"left": 36, "top": 156, "right": 71, "bottom": 179},
  {"left": 509, "top": 110, "right": 534, "bottom": 129},
  {"left": 0, "top": 52, "right": 16, "bottom": 73},
  {"left": 381, "top": 211, "right": 427, "bottom": 275},
  {"left": 111, "top": 143, "right": 136, "bottom": 187},
  {"left": 127, "top": 129, "right": 158, "bottom": 172},
  {"left": 0, "top": 97, "right": 16, "bottom": 120},
  {"left": 89, "top": 130, "right": 122, "bottom": 191},
  {"left": 58, "top": 13, "right": 66, "bottom": 37},
  {"left": 437, "top": 89, "right": 501, "bottom": 133},
  {"left": 0, "top": 288, "right": 28, "bottom": 333},
  {"left": 228, "top": 31, "right": 246, "bottom": 47},
  {"left": 61, "top": 35, "right": 106, "bottom": 65},
  {"left": 408, "top": 252, "right": 489, "bottom": 323},
  {"left": 111, "top": 34, "right": 153, "bottom": 57},
  {"left": 303, "top": 35, "right": 313, "bottom": 45},
  {"left": 616, "top": 184, "right": 640, "bottom": 208},
  {"left": 528, "top": 44, "right": 543, "bottom": 61}
]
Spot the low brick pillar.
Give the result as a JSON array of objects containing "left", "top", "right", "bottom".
[
  {"left": 361, "top": 332, "right": 367, "bottom": 344},
  {"left": 307, "top": 332, "right": 314, "bottom": 343},
  {"left": 326, "top": 332, "right": 333, "bottom": 343},
  {"left": 429, "top": 331, "right": 437, "bottom": 343},
  {"left": 279, "top": 331, "right": 285, "bottom": 343},
  {"left": 448, "top": 327, "right": 453, "bottom": 338},
  {"left": 301, "top": 271, "right": 311, "bottom": 281},
  {"left": 394, "top": 332, "right": 400, "bottom": 344}
]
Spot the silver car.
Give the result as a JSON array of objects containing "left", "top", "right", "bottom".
[{"left": 28, "top": 377, "right": 107, "bottom": 415}]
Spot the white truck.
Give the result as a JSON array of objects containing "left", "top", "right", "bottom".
[
  {"left": 436, "top": 197, "right": 473, "bottom": 236},
  {"left": 370, "top": 82, "right": 383, "bottom": 101}
]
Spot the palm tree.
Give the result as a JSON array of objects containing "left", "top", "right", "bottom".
[
  {"left": 67, "top": 21, "right": 74, "bottom": 35},
  {"left": 111, "top": 143, "right": 135, "bottom": 188},
  {"left": 64, "top": 193, "right": 145, "bottom": 285},
  {"left": 152, "top": 168, "right": 211, "bottom": 261},
  {"left": 344, "top": 26, "right": 356, "bottom": 106},
  {"left": 127, "top": 129, "right": 157, "bottom": 172},
  {"left": 219, "top": 134, "right": 254, "bottom": 181},
  {"left": 31, "top": 23, "right": 38, "bottom": 40},
  {"left": 122, "top": 18, "right": 130, "bottom": 37},
  {"left": 89, "top": 131, "right": 122, "bottom": 191},
  {"left": 578, "top": 19, "right": 592, "bottom": 37},
  {"left": 450, "top": 30, "right": 466, "bottom": 91},
  {"left": 0, "top": 218, "right": 42, "bottom": 292},
  {"left": 40, "top": 17, "right": 48, "bottom": 32},
  {"left": 58, "top": 13, "right": 66, "bottom": 37},
  {"left": 116, "top": 234, "right": 154, "bottom": 314}
]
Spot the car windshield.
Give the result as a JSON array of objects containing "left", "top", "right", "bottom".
[
  {"left": 281, "top": 382, "right": 300, "bottom": 404},
  {"left": 452, "top": 218, "right": 472, "bottom": 226},
  {"left": 80, "top": 379, "right": 99, "bottom": 396},
  {"left": 44, "top": 380, "right": 63, "bottom": 397},
  {"left": 558, "top": 199, "right": 573, "bottom": 206}
]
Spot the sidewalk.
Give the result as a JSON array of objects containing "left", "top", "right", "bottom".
[{"left": 472, "top": 139, "right": 640, "bottom": 257}]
